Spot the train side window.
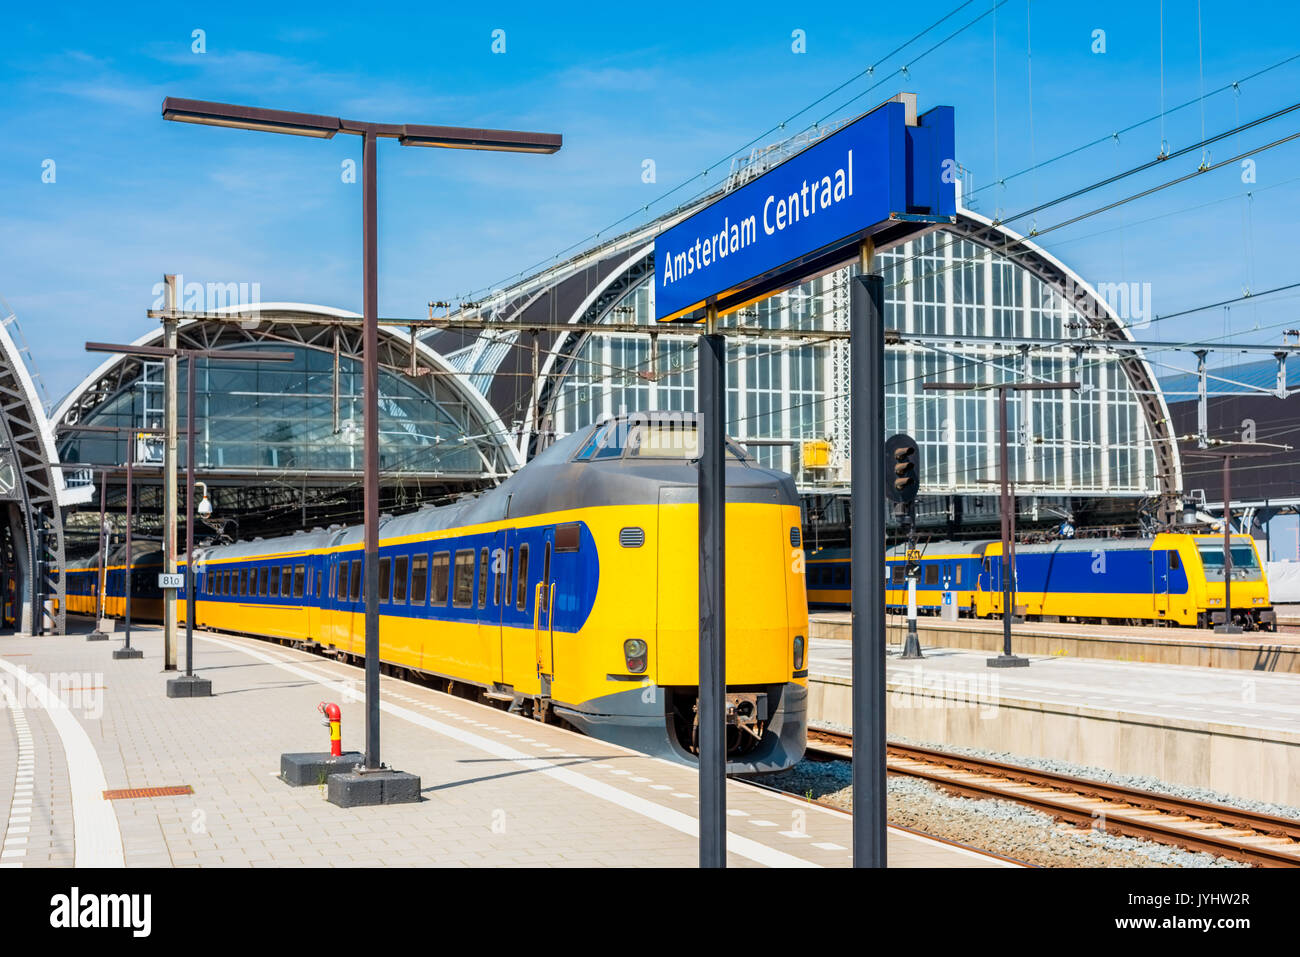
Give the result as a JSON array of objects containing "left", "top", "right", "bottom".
[
  {"left": 410, "top": 555, "right": 428, "bottom": 606},
  {"left": 259, "top": 566, "right": 268, "bottom": 597},
  {"left": 955, "top": 565, "right": 962, "bottom": 586},
  {"left": 224, "top": 572, "right": 231, "bottom": 596},
  {"left": 293, "top": 564, "right": 305, "bottom": 599},
  {"left": 270, "top": 566, "right": 280, "bottom": 597},
  {"left": 393, "top": 555, "right": 408, "bottom": 604},
  {"left": 925, "top": 565, "right": 939, "bottom": 586},
  {"left": 516, "top": 544, "right": 530, "bottom": 611},
  {"left": 505, "top": 547, "right": 513, "bottom": 606},
  {"left": 350, "top": 560, "right": 363, "bottom": 602},
  {"left": 891, "top": 565, "right": 904, "bottom": 585},
  {"left": 378, "top": 557, "right": 391, "bottom": 603},
  {"left": 1170, "top": 551, "right": 1181, "bottom": 570},
  {"left": 453, "top": 550, "right": 475, "bottom": 608},
  {"left": 315, "top": 567, "right": 322, "bottom": 600},
  {"left": 331, "top": 564, "right": 340, "bottom": 599},
  {"left": 555, "top": 523, "right": 580, "bottom": 552},
  {"left": 477, "top": 548, "right": 488, "bottom": 608},
  {"left": 431, "top": 553, "right": 450, "bottom": 605},
  {"left": 281, "top": 565, "right": 292, "bottom": 597}
]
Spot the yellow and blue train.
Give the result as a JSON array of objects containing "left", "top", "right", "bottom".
[
  {"left": 64, "top": 414, "right": 810, "bottom": 773},
  {"left": 805, "top": 532, "right": 1276, "bottom": 630}
]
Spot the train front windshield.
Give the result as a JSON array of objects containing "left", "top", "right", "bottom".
[{"left": 1196, "top": 541, "right": 1263, "bottom": 581}]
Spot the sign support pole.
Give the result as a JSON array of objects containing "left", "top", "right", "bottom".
[
  {"left": 698, "top": 303, "right": 727, "bottom": 868},
  {"left": 851, "top": 243, "right": 887, "bottom": 868}
]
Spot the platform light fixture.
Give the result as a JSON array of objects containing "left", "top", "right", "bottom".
[{"left": 161, "top": 96, "right": 561, "bottom": 802}]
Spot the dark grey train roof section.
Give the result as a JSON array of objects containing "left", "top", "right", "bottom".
[
  {"left": 885, "top": 540, "right": 994, "bottom": 557},
  {"left": 199, "top": 414, "right": 798, "bottom": 563}
]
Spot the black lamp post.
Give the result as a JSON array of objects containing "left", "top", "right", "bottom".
[
  {"left": 924, "top": 379, "right": 1080, "bottom": 667},
  {"left": 159, "top": 97, "right": 560, "bottom": 804}
]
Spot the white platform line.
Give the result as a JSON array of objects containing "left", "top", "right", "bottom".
[
  {"left": 0, "top": 660, "right": 123, "bottom": 867},
  {"left": 200, "top": 634, "right": 817, "bottom": 868},
  {"left": 0, "top": 681, "right": 30, "bottom": 866}
]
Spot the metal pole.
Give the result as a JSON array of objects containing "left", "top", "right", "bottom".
[
  {"left": 31, "top": 521, "right": 44, "bottom": 637},
  {"left": 850, "top": 266, "right": 886, "bottom": 868},
  {"left": 97, "top": 468, "right": 106, "bottom": 622},
  {"left": 1000, "top": 387, "right": 1013, "bottom": 656},
  {"left": 1218, "top": 455, "right": 1238, "bottom": 633},
  {"left": 697, "top": 305, "right": 726, "bottom": 868},
  {"left": 123, "top": 452, "right": 133, "bottom": 647},
  {"left": 162, "top": 283, "right": 179, "bottom": 670},
  {"left": 185, "top": 353, "right": 196, "bottom": 676},
  {"left": 362, "top": 128, "right": 382, "bottom": 771}
]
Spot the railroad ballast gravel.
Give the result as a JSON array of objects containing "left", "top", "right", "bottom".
[{"left": 757, "top": 758, "right": 1246, "bottom": 868}]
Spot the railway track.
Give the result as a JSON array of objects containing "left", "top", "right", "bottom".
[{"left": 807, "top": 728, "right": 1300, "bottom": 867}]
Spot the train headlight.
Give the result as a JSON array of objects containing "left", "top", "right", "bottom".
[
  {"left": 623, "top": 639, "right": 648, "bottom": 673},
  {"left": 793, "top": 635, "right": 805, "bottom": 670}
]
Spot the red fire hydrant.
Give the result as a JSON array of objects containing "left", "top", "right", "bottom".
[{"left": 318, "top": 701, "right": 342, "bottom": 757}]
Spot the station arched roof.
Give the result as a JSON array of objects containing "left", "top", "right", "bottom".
[
  {"left": 427, "top": 208, "right": 1182, "bottom": 498},
  {"left": 53, "top": 302, "right": 522, "bottom": 481}
]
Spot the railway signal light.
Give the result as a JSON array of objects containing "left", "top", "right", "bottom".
[{"left": 884, "top": 433, "right": 920, "bottom": 504}]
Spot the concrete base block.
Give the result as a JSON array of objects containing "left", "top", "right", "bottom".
[
  {"left": 165, "top": 675, "right": 213, "bottom": 697},
  {"left": 280, "top": 751, "right": 364, "bottom": 786},
  {"left": 111, "top": 646, "right": 144, "bottom": 660},
  {"left": 327, "top": 768, "right": 421, "bottom": 807},
  {"left": 986, "top": 654, "right": 1031, "bottom": 668}
]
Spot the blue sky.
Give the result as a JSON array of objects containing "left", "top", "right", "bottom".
[{"left": 3, "top": 1, "right": 1299, "bottom": 402}]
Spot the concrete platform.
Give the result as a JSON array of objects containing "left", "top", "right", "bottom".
[
  {"left": 811, "top": 611, "right": 1300, "bottom": 672},
  {"left": 809, "top": 639, "right": 1300, "bottom": 807},
  {"left": 0, "top": 625, "right": 1012, "bottom": 868}
]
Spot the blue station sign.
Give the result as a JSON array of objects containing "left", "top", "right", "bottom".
[{"left": 654, "top": 98, "right": 955, "bottom": 322}]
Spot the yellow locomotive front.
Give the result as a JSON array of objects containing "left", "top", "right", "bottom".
[
  {"left": 1178, "top": 534, "right": 1275, "bottom": 630},
  {"left": 541, "top": 415, "right": 809, "bottom": 773}
]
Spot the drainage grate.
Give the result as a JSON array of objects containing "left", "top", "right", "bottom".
[{"left": 102, "top": 785, "right": 194, "bottom": 800}]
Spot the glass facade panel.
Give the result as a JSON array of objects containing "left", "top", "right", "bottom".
[
  {"left": 545, "top": 227, "right": 1161, "bottom": 497},
  {"left": 58, "top": 342, "right": 499, "bottom": 476}
]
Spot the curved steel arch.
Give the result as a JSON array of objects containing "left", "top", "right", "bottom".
[
  {"left": 948, "top": 211, "right": 1182, "bottom": 500},
  {"left": 53, "top": 303, "right": 521, "bottom": 477},
  {"left": 0, "top": 314, "right": 66, "bottom": 634},
  {"left": 514, "top": 213, "right": 1181, "bottom": 502}
]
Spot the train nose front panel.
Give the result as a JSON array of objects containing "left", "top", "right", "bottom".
[{"left": 654, "top": 486, "right": 793, "bottom": 686}]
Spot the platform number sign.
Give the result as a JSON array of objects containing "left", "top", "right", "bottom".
[{"left": 158, "top": 573, "right": 184, "bottom": 590}]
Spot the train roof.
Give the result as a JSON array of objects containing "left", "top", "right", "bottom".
[
  {"left": 198, "top": 413, "right": 797, "bottom": 563},
  {"left": 885, "top": 540, "right": 995, "bottom": 557}
]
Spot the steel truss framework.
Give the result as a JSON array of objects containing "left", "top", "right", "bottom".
[
  {"left": 53, "top": 305, "right": 522, "bottom": 558},
  {"left": 0, "top": 314, "right": 66, "bottom": 634},
  {"left": 434, "top": 211, "right": 1183, "bottom": 519}
]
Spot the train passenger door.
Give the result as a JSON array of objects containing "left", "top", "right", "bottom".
[
  {"left": 1152, "top": 549, "right": 1171, "bottom": 619},
  {"left": 326, "top": 554, "right": 341, "bottom": 649},
  {"left": 488, "top": 529, "right": 507, "bottom": 684},
  {"left": 534, "top": 528, "right": 556, "bottom": 696},
  {"left": 499, "top": 529, "right": 536, "bottom": 694}
]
